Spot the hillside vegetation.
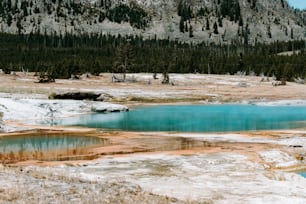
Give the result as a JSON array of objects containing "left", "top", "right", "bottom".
[{"left": 0, "top": 0, "right": 306, "bottom": 44}]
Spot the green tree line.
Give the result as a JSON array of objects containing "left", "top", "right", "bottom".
[{"left": 0, "top": 33, "right": 306, "bottom": 81}]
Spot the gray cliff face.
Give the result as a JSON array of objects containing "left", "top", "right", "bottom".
[{"left": 0, "top": 0, "right": 305, "bottom": 44}]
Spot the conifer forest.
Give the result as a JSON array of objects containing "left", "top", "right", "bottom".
[{"left": 0, "top": 32, "right": 306, "bottom": 81}]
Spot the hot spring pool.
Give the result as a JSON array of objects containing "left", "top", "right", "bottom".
[
  {"left": 298, "top": 171, "right": 306, "bottom": 178},
  {"left": 54, "top": 104, "right": 306, "bottom": 132},
  {"left": 0, "top": 134, "right": 107, "bottom": 154}
]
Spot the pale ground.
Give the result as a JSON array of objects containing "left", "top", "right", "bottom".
[
  {"left": 0, "top": 72, "right": 305, "bottom": 103},
  {"left": 0, "top": 72, "right": 306, "bottom": 203}
]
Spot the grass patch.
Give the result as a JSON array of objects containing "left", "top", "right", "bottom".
[{"left": 0, "top": 86, "right": 51, "bottom": 95}]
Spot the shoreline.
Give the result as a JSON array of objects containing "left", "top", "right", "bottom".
[
  {"left": 0, "top": 73, "right": 305, "bottom": 203},
  {"left": 0, "top": 78, "right": 305, "bottom": 169}
]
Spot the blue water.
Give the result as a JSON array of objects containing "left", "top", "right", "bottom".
[
  {"left": 0, "top": 135, "right": 107, "bottom": 153},
  {"left": 56, "top": 104, "right": 306, "bottom": 132},
  {"left": 299, "top": 172, "right": 306, "bottom": 178}
]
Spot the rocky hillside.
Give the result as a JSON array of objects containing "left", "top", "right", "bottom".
[{"left": 0, "top": 0, "right": 305, "bottom": 44}]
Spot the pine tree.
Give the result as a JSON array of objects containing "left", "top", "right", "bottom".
[
  {"left": 7, "top": 13, "right": 13, "bottom": 27},
  {"left": 244, "top": 24, "right": 249, "bottom": 44},
  {"left": 239, "top": 16, "right": 243, "bottom": 27},
  {"left": 113, "top": 43, "right": 135, "bottom": 81},
  {"left": 99, "top": 11, "right": 105, "bottom": 23},
  {"left": 21, "top": 1, "right": 29, "bottom": 16},
  {"left": 0, "top": 3, "right": 3, "bottom": 17},
  {"left": 220, "top": 0, "right": 241, "bottom": 22},
  {"left": 267, "top": 25, "right": 272, "bottom": 38},
  {"left": 206, "top": 17, "right": 210, "bottom": 30},
  {"left": 17, "top": 17, "right": 22, "bottom": 34},
  {"left": 251, "top": 0, "right": 257, "bottom": 10},
  {"left": 281, "top": 0, "right": 285, "bottom": 8},
  {"left": 7, "top": 0, "right": 12, "bottom": 12},
  {"left": 178, "top": 0, "right": 183, "bottom": 16},
  {"left": 189, "top": 24, "right": 194, "bottom": 38},
  {"left": 184, "top": 22, "right": 189, "bottom": 32},
  {"left": 213, "top": 22, "right": 218, "bottom": 34},
  {"left": 179, "top": 17, "right": 184, "bottom": 33},
  {"left": 218, "top": 17, "right": 223, "bottom": 27}
]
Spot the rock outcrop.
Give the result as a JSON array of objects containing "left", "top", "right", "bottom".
[
  {"left": 49, "top": 92, "right": 114, "bottom": 102},
  {"left": 0, "top": 0, "right": 305, "bottom": 44},
  {"left": 50, "top": 92, "right": 102, "bottom": 101}
]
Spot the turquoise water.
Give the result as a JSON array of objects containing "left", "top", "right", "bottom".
[
  {"left": 0, "top": 135, "right": 107, "bottom": 153},
  {"left": 56, "top": 104, "right": 306, "bottom": 132},
  {"left": 299, "top": 172, "right": 306, "bottom": 178}
]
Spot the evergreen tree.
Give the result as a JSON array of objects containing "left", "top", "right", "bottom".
[
  {"left": 21, "top": 1, "right": 29, "bottom": 16},
  {"left": 16, "top": 17, "right": 22, "bottom": 34},
  {"left": 206, "top": 17, "right": 210, "bottom": 30},
  {"left": 244, "top": 24, "right": 249, "bottom": 45},
  {"left": 7, "top": 0, "right": 12, "bottom": 12},
  {"left": 179, "top": 17, "right": 185, "bottom": 33},
  {"left": 213, "top": 22, "right": 218, "bottom": 34},
  {"left": 218, "top": 17, "right": 223, "bottom": 27},
  {"left": 220, "top": 0, "right": 241, "bottom": 22},
  {"left": 251, "top": 0, "right": 257, "bottom": 10},
  {"left": 239, "top": 16, "right": 243, "bottom": 27},
  {"left": 184, "top": 22, "right": 189, "bottom": 32},
  {"left": 99, "top": 11, "right": 105, "bottom": 23},
  {"left": 0, "top": 3, "right": 4, "bottom": 17},
  {"left": 7, "top": 13, "right": 13, "bottom": 26},
  {"left": 177, "top": 0, "right": 192, "bottom": 21},
  {"left": 113, "top": 43, "right": 134, "bottom": 81},
  {"left": 178, "top": 0, "right": 183, "bottom": 16},
  {"left": 189, "top": 24, "right": 194, "bottom": 38},
  {"left": 197, "top": 7, "right": 205, "bottom": 16},
  {"left": 267, "top": 25, "right": 272, "bottom": 38},
  {"left": 281, "top": 0, "right": 285, "bottom": 8}
]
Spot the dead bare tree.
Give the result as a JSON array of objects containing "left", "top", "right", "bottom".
[{"left": 112, "top": 43, "right": 134, "bottom": 82}]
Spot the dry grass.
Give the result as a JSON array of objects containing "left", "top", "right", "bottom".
[{"left": 0, "top": 86, "right": 50, "bottom": 96}]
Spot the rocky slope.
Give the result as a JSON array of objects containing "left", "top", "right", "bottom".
[{"left": 0, "top": 0, "right": 305, "bottom": 44}]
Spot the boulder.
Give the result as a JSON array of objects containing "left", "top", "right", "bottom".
[
  {"left": 50, "top": 92, "right": 101, "bottom": 101},
  {"left": 91, "top": 103, "right": 128, "bottom": 113},
  {"left": 96, "top": 93, "right": 113, "bottom": 102}
]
